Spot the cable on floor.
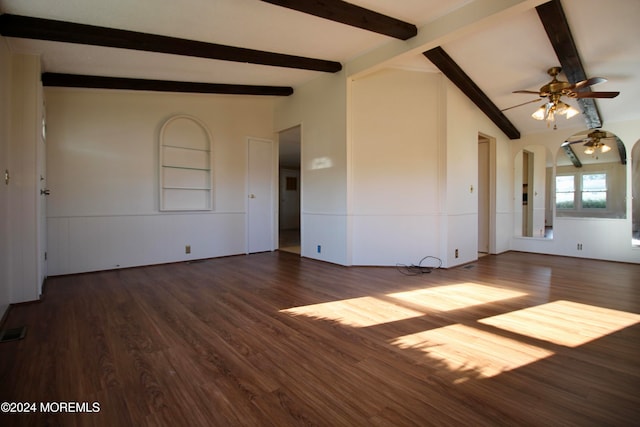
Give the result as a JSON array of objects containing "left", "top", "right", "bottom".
[{"left": 396, "top": 256, "right": 442, "bottom": 276}]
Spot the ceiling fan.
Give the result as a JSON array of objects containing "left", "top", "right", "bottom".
[
  {"left": 503, "top": 67, "right": 620, "bottom": 128},
  {"left": 561, "top": 129, "right": 616, "bottom": 155}
]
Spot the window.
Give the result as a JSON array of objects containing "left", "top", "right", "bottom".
[
  {"left": 554, "top": 129, "right": 626, "bottom": 221},
  {"left": 581, "top": 173, "right": 607, "bottom": 209},
  {"left": 555, "top": 175, "right": 575, "bottom": 209},
  {"left": 555, "top": 172, "right": 607, "bottom": 211}
]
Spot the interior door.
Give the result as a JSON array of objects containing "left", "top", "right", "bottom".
[
  {"left": 478, "top": 138, "right": 490, "bottom": 253},
  {"left": 247, "top": 138, "right": 274, "bottom": 253},
  {"left": 37, "top": 84, "right": 47, "bottom": 295}
]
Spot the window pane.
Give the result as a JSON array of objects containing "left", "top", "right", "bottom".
[
  {"left": 556, "top": 175, "right": 575, "bottom": 209},
  {"left": 582, "top": 192, "right": 606, "bottom": 208},
  {"left": 556, "top": 192, "right": 574, "bottom": 209},
  {"left": 556, "top": 175, "right": 575, "bottom": 192},
  {"left": 583, "top": 173, "right": 606, "bottom": 191},
  {"left": 581, "top": 173, "right": 607, "bottom": 209}
]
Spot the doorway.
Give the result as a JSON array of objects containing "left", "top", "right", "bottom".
[
  {"left": 278, "top": 126, "right": 301, "bottom": 254},
  {"left": 477, "top": 133, "right": 495, "bottom": 256},
  {"left": 522, "top": 150, "right": 534, "bottom": 237}
]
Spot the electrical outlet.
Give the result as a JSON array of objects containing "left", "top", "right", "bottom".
[
  {"left": 577, "top": 243, "right": 583, "bottom": 251},
  {"left": 455, "top": 249, "right": 459, "bottom": 258},
  {"left": 185, "top": 245, "right": 191, "bottom": 254}
]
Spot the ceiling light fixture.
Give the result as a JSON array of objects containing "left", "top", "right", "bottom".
[
  {"left": 584, "top": 141, "right": 611, "bottom": 155},
  {"left": 561, "top": 129, "right": 616, "bottom": 158},
  {"left": 531, "top": 96, "right": 580, "bottom": 128},
  {"left": 505, "top": 67, "right": 619, "bottom": 130}
]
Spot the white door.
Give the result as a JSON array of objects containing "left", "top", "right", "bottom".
[
  {"left": 37, "top": 85, "right": 47, "bottom": 295},
  {"left": 247, "top": 138, "right": 274, "bottom": 253}
]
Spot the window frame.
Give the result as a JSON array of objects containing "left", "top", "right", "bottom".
[
  {"left": 580, "top": 172, "right": 608, "bottom": 210},
  {"left": 555, "top": 174, "right": 576, "bottom": 210},
  {"left": 555, "top": 170, "right": 608, "bottom": 214}
]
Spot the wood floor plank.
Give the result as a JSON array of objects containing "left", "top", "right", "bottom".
[{"left": 1, "top": 251, "right": 638, "bottom": 426}]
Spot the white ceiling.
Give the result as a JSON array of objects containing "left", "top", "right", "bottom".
[{"left": 1, "top": 0, "right": 639, "bottom": 138}]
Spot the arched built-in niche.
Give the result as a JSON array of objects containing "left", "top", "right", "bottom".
[
  {"left": 159, "top": 115, "right": 213, "bottom": 211},
  {"left": 555, "top": 129, "right": 626, "bottom": 220},
  {"left": 514, "top": 145, "right": 553, "bottom": 238},
  {"left": 632, "top": 140, "right": 640, "bottom": 246}
]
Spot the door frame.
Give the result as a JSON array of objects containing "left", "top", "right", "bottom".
[
  {"left": 478, "top": 133, "right": 497, "bottom": 254},
  {"left": 37, "top": 82, "right": 47, "bottom": 294},
  {"left": 276, "top": 125, "right": 302, "bottom": 254}
]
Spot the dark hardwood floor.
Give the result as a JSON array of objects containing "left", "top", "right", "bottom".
[{"left": 1, "top": 251, "right": 639, "bottom": 426}]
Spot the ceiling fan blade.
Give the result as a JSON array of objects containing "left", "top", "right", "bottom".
[
  {"left": 501, "top": 98, "right": 542, "bottom": 112},
  {"left": 571, "top": 76, "right": 607, "bottom": 90},
  {"left": 572, "top": 91, "right": 620, "bottom": 98},
  {"left": 565, "top": 134, "right": 588, "bottom": 142},
  {"left": 512, "top": 90, "right": 540, "bottom": 95},
  {"left": 561, "top": 138, "right": 588, "bottom": 147}
]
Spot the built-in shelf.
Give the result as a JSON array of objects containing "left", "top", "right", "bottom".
[
  {"left": 159, "top": 115, "right": 213, "bottom": 211},
  {"left": 162, "top": 186, "right": 211, "bottom": 190},
  {"left": 161, "top": 165, "right": 210, "bottom": 171},
  {"left": 162, "top": 144, "right": 211, "bottom": 151}
]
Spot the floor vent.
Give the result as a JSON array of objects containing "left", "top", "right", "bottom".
[
  {"left": 462, "top": 264, "right": 476, "bottom": 269},
  {"left": 0, "top": 326, "right": 27, "bottom": 343}
]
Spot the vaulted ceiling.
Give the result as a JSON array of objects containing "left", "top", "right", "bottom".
[{"left": 1, "top": 0, "right": 638, "bottom": 138}]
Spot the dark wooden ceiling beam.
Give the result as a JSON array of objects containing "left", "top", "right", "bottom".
[
  {"left": 0, "top": 14, "right": 341, "bottom": 73},
  {"left": 41, "top": 73, "right": 294, "bottom": 96},
  {"left": 615, "top": 136, "right": 627, "bottom": 165},
  {"left": 561, "top": 144, "right": 582, "bottom": 168},
  {"left": 261, "top": 0, "right": 417, "bottom": 40},
  {"left": 536, "top": 0, "right": 601, "bottom": 129},
  {"left": 423, "top": 47, "right": 520, "bottom": 140}
]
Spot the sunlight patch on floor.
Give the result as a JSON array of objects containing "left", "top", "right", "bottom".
[
  {"left": 280, "top": 296, "right": 425, "bottom": 327},
  {"left": 388, "top": 283, "right": 527, "bottom": 312},
  {"left": 479, "top": 300, "right": 640, "bottom": 347},
  {"left": 280, "top": 283, "right": 528, "bottom": 328},
  {"left": 392, "top": 324, "right": 554, "bottom": 381}
]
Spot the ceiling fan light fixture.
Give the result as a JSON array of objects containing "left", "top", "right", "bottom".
[
  {"left": 563, "top": 104, "right": 580, "bottom": 119},
  {"left": 555, "top": 101, "right": 580, "bottom": 119},
  {"left": 584, "top": 141, "right": 611, "bottom": 155},
  {"left": 532, "top": 104, "right": 547, "bottom": 120},
  {"left": 547, "top": 110, "right": 555, "bottom": 124},
  {"left": 510, "top": 67, "right": 619, "bottom": 128}
]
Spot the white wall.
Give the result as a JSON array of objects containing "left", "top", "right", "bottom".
[
  {"left": 510, "top": 120, "right": 640, "bottom": 263},
  {"left": 444, "top": 80, "right": 513, "bottom": 266},
  {"left": 633, "top": 142, "right": 640, "bottom": 236},
  {"left": 0, "top": 37, "right": 11, "bottom": 316},
  {"left": 349, "top": 69, "right": 442, "bottom": 266},
  {"left": 276, "top": 66, "right": 516, "bottom": 268},
  {"left": 46, "top": 88, "right": 276, "bottom": 275},
  {"left": 42, "top": 67, "right": 638, "bottom": 280},
  {"left": 274, "top": 72, "right": 348, "bottom": 264},
  {"left": 8, "top": 54, "right": 42, "bottom": 303},
  {"left": 346, "top": 68, "right": 514, "bottom": 268}
]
